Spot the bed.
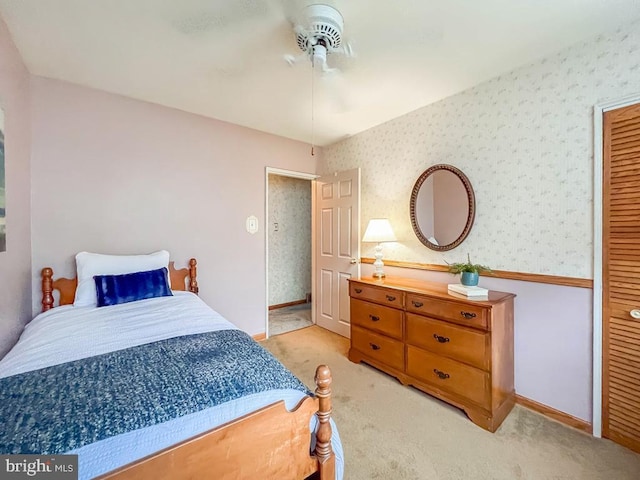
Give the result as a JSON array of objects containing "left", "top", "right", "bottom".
[{"left": 0, "top": 253, "right": 342, "bottom": 480}]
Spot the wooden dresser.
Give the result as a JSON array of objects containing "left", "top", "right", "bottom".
[{"left": 348, "top": 276, "right": 515, "bottom": 432}]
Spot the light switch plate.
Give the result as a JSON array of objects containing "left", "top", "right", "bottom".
[{"left": 246, "top": 215, "right": 259, "bottom": 234}]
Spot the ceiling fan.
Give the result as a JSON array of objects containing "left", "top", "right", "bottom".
[{"left": 284, "top": 4, "right": 354, "bottom": 74}]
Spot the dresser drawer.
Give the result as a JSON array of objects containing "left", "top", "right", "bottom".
[
  {"left": 406, "top": 313, "right": 489, "bottom": 370},
  {"left": 351, "top": 298, "right": 403, "bottom": 340},
  {"left": 352, "top": 325, "right": 404, "bottom": 371},
  {"left": 350, "top": 282, "right": 404, "bottom": 309},
  {"left": 406, "top": 293, "right": 487, "bottom": 330},
  {"left": 406, "top": 346, "right": 490, "bottom": 408}
]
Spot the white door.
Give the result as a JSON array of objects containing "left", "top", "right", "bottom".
[{"left": 315, "top": 168, "right": 360, "bottom": 337}]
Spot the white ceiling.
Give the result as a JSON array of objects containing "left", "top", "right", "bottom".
[{"left": 1, "top": 0, "right": 639, "bottom": 146}]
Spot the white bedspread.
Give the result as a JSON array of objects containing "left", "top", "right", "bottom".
[
  {"left": 0, "top": 292, "right": 344, "bottom": 480},
  {"left": 0, "top": 291, "right": 234, "bottom": 377}
]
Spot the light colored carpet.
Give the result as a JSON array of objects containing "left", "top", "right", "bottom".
[
  {"left": 269, "top": 303, "right": 313, "bottom": 336},
  {"left": 262, "top": 326, "right": 640, "bottom": 480}
]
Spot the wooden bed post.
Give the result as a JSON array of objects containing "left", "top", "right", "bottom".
[
  {"left": 188, "top": 258, "right": 199, "bottom": 294},
  {"left": 42, "top": 268, "right": 54, "bottom": 312},
  {"left": 314, "top": 365, "right": 336, "bottom": 480}
]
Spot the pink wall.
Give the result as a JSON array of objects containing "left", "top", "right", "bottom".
[
  {"left": 29, "top": 77, "right": 317, "bottom": 337},
  {"left": 362, "top": 264, "right": 593, "bottom": 422},
  {"left": 0, "top": 16, "right": 32, "bottom": 358}
]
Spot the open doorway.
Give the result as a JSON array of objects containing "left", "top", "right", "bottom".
[{"left": 265, "top": 168, "right": 316, "bottom": 338}]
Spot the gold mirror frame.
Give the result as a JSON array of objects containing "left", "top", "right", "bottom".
[{"left": 409, "top": 164, "right": 476, "bottom": 252}]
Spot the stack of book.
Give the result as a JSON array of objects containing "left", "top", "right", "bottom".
[{"left": 447, "top": 284, "right": 489, "bottom": 299}]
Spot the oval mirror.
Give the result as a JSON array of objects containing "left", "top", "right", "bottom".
[{"left": 410, "top": 164, "right": 475, "bottom": 251}]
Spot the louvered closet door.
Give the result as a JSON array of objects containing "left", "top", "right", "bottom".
[{"left": 603, "top": 103, "right": 640, "bottom": 453}]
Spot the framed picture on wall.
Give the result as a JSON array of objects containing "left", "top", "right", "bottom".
[{"left": 0, "top": 106, "right": 5, "bottom": 252}]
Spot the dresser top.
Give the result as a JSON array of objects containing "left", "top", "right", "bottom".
[{"left": 349, "top": 276, "right": 515, "bottom": 305}]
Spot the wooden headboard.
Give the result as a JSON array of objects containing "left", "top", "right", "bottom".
[{"left": 41, "top": 258, "right": 199, "bottom": 312}]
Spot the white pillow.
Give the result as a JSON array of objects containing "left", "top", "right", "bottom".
[{"left": 73, "top": 250, "right": 171, "bottom": 307}]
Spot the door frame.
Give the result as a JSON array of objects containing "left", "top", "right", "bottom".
[
  {"left": 592, "top": 92, "right": 640, "bottom": 438},
  {"left": 265, "top": 167, "right": 318, "bottom": 339}
]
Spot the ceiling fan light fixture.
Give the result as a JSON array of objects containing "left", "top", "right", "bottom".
[{"left": 311, "top": 43, "right": 327, "bottom": 68}]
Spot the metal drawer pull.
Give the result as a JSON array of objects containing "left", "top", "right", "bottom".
[
  {"left": 630, "top": 309, "right": 640, "bottom": 320},
  {"left": 460, "top": 311, "right": 476, "bottom": 319},
  {"left": 433, "top": 334, "right": 450, "bottom": 343},
  {"left": 369, "top": 343, "right": 381, "bottom": 351},
  {"left": 412, "top": 300, "right": 423, "bottom": 308},
  {"left": 386, "top": 295, "right": 396, "bottom": 301},
  {"left": 355, "top": 288, "right": 363, "bottom": 294},
  {"left": 433, "top": 369, "right": 450, "bottom": 380},
  {"left": 369, "top": 315, "right": 380, "bottom": 322}
]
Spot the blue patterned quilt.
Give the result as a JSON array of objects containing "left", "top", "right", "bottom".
[{"left": 0, "top": 329, "right": 311, "bottom": 454}]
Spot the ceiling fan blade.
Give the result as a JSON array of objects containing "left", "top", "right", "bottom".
[
  {"left": 339, "top": 41, "right": 355, "bottom": 57},
  {"left": 284, "top": 52, "right": 308, "bottom": 66},
  {"left": 293, "top": 23, "right": 307, "bottom": 37},
  {"left": 321, "top": 62, "right": 339, "bottom": 75},
  {"left": 314, "top": 69, "right": 356, "bottom": 114}
]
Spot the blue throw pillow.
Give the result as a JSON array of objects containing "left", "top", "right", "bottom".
[{"left": 94, "top": 267, "right": 172, "bottom": 307}]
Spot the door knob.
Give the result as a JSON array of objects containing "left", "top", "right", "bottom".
[
  {"left": 630, "top": 309, "right": 640, "bottom": 319},
  {"left": 350, "top": 258, "right": 358, "bottom": 264}
]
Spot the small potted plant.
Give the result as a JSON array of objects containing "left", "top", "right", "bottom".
[{"left": 446, "top": 254, "right": 492, "bottom": 286}]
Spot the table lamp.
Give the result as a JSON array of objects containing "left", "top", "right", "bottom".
[{"left": 362, "top": 218, "right": 396, "bottom": 278}]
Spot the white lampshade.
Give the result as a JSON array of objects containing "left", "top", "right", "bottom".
[{"left": 363, "top": 219, "right": 397, "bottom": 243}]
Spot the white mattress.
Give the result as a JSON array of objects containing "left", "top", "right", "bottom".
[{"left": 0, "top": 292, "right": 343, "bottom": 480}]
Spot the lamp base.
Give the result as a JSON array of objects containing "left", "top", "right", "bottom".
[{"left": 372, "top": 243, "right": 386, "bottom": 278}]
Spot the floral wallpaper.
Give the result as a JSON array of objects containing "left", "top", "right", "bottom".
[
  {"left": 268, "top": 174, "right": 312, "bottom": 305},
  {"left": 320, "top": 20, "right": 640, "bottom": 279}
]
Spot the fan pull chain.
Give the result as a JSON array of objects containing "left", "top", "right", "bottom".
[{"left": 311, "top": 58, "right": 315, "bottom": 156}]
